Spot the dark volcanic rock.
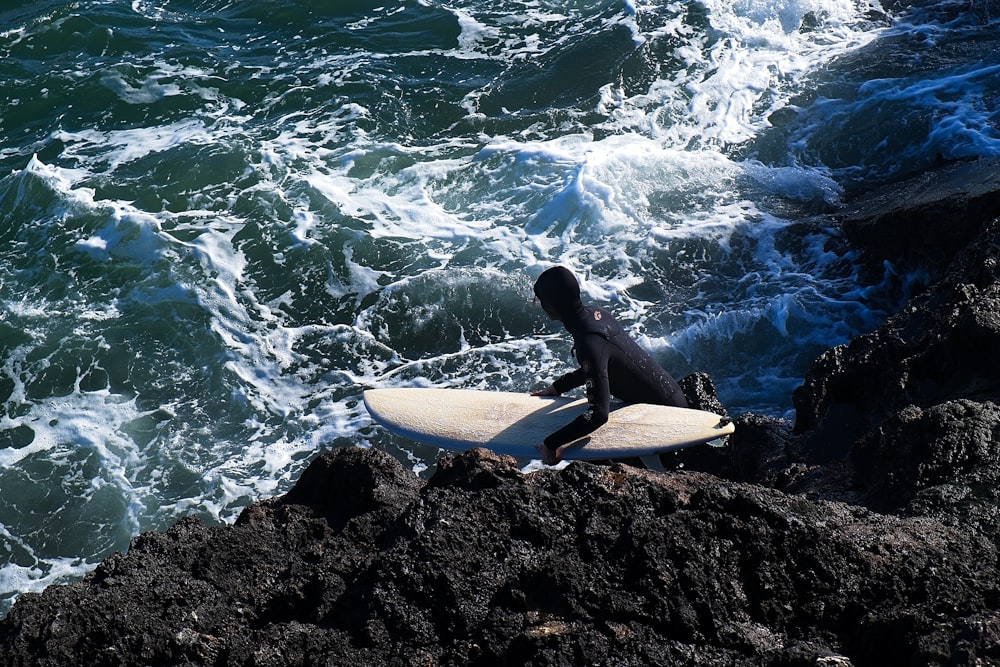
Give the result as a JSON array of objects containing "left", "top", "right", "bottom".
[
  {"left": 793, "top": 215, "right": 1000, "bottom": 441},
  {"left": 794, "top": 158, "right": 1000, "bottom": 444},
  {"left": 2, "top": 446, "right": 998, "bottom": 667},
  {"left": 839, "top": 157, "right": 1000, "bottom": 279},
  {"left": 853, "top": 399, "right": 1000, "bottom": 518}
]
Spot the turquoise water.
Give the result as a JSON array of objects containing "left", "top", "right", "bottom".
[{"left": 1, "top": 0, "right": 999, "bottom": 615}]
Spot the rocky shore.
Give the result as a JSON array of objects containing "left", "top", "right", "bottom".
[{"left": 2, "top": 158, "right": 1000, "bottom": 666}]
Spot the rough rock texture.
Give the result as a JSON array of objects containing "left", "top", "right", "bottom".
[
  {"left": 1, "top": 446, "right": 997, "bottom": 667},
  {"left": 3, "top": 159, "right": 1000, "bottom": 666}
]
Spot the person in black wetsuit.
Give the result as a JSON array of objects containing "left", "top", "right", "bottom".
[{"left": 531, "top": 266, "right": 688, "bottom": 465}]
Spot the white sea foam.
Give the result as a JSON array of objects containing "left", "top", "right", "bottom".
[
  {"left": 0, "top": 556, "right": 87, "bottom": 611},
  {"left": 55, "top": 120, "right": 228, "bottom": 171},
  {"left": 625, "top": 0, "right": 883, "bottom": 148}
]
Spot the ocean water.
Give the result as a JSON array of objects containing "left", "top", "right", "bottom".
[{"left": 1, "top": 0, "right": 998, "bottom": 616}]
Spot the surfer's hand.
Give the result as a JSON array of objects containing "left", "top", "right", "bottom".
[
  {"left": 532, "top": 384, "right": 558, "bottom": 397},
  {"left": 539, "top": 445, "right": 561, "bottom": 465}
]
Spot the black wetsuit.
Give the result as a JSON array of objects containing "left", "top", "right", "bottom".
[{"left": 543, "top": 303, "right": 688, "bottom": 450}]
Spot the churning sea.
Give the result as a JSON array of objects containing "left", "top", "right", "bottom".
[{"left": 1, "top": 0, "right": 999, "bottom": 616}]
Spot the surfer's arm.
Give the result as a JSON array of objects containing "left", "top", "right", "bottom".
[
  {"left": 531, "top": 368, "right": 586, "bottom": 397},
  {"left": 552, "top": 368, "right": 587, "bottom": 393},
  {"left": 541, "top": 397, "right": 610, "bottom": 451},
  {"left": 542, "top": 347, "right": 611, "bottom": 451}
]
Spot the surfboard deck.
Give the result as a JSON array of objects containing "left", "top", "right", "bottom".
[{"left": 363, "top": 388, "right": 734, "bottom": 460}]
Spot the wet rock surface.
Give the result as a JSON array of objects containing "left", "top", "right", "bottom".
[{"left": 2, "top": 159, "right": 1000, "bottom": 666}]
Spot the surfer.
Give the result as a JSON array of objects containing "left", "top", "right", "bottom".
[{"left": 531, "top": 266, "right": 688, "bottom": 465}]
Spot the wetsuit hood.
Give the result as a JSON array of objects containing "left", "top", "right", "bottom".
[{"left": 533, "top": 266, "right": 583, "bottom": 321}]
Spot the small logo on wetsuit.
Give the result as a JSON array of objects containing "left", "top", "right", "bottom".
[{"left": 593, "top": 311, "right": 602, "bottom": 321}]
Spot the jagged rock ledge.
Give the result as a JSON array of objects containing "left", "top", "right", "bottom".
[
  {"left": 2, "top": 158, "right": 1000, "bottom": 666},
  {"left": 1, "top": 444, "right": 996, "bottom": 667}
]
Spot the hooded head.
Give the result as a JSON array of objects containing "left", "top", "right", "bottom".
[{"left": 533, "top": 266, "right": 582, "bottom": 321}]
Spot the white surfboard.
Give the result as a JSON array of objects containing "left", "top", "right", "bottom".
[{"left": 363, "top": 388, "right": 734, "bottom": 460}]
